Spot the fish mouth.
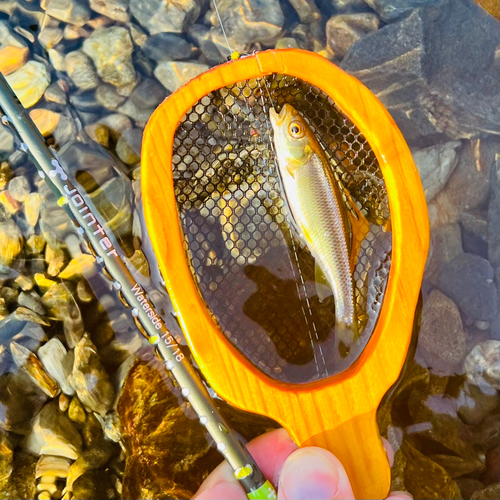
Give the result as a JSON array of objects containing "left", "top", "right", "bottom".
[{"left": 269, "top": 105, "right": 290, "bottom": 127}]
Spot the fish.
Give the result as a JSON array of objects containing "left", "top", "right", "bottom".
[{"left": 269, "top": 103, "right": 368, "bottom": 346}]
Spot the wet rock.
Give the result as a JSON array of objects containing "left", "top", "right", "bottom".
[
  {"left": 438, "top": 253, "right": 497, "bottom": 322},
  {"left": 44, "top": 82, "right": 67, "bottom": 105},
  {"left": 456, "top": 478, "right": 485, "bottom": 500},
  {"left": 0, "top": 20, "right": 29, "bottom": 76},
  {"left": 208, "top": 0, "right": 284, "bottom": 54},
  {"left": 89, "top": 0, "right": 130, "bottom": 22},
  {"left": 116, "top": 128, "right": 142, "bottom": 165},
  {"left": 40, "top": 0, "right": 91, "bottom": 26},
  {"left": 25, "top": 234, "right": 46, "bottom": 255},
  {"left": 95, "top": 83, "right": 127, "bottom": 110},
  {"left": 98, "top": 114, "right": 133, "bottom": 140},
  {"left": 482, "top": 446, "right": 499, "bottom": 486},
  {"left": 418, "top": 289, "right": 467, "bottom": 373},
  {"left": 130, "top": 0, "right": 201, "bottom": 35},
  {"left": 275, "top": 37, "right": 301, "bottom": 49},
  {"left": 326, "top": 13, "right": 380, "bottom": 59},
  {"left": 29, "top": 109, "right": 61, "bottom": 138},
  {"left": 154, "top": 61, "right": 209, "bottom": 93},
  {"left": 117, "top": 360, "right": 218, "bottom": 498},
  {"left": 116, "top": 98, "right": 154, "bottom": 126},
  {"left": 0, "top": 450, "right": 37, "bottom": 498},
  {"left": 65, "top": 51, "right": 99, "bottom": 91},
  {"left": 0, "top": 428, "right": 13, "bottom": 481},
  {"left": 35, "top": 455, "right": 71, "bottom": 482},
  {"left": 288, "top": 0, "right": 321, "bottom": 23},
  {"left": 412, "top": 141, "right": 461, "bottom": 202},
  {"left": 0, "top": 220, "right": 23, "bottom": 266},
  {"left": 402, "top": 441, "right": 462, "bottom": 499},
  {"left": 25, "top": 401, "right": 82, "bottom": 459},
  {"left": 142, "top": 32, "right": 194, "bottom": 62},
  {"left": 18, "top": 291, "right": 44, "bottom": 316},
  {"left": 463, "top": 340, "right": 500, "bottom": 394},
  {"left": 69, "top": 90, "right": 101, "bottom": 113},
  {"left": 83, "top": 27, "right": 136, "bottom": 88},
  {"left": 5, "top": 61, "right": 51, "bottom": 109},
  {"left": 0, "top": 190, "right": 20, "bottom": 214},
  {"left": 365, "top": 0, "right": 439, "bottom": 21},
  {"left": 460, "top": 211, "right": 489, "bottom": 256},
  {"left": 72, "top": 469, "right": 116, "bottom": 499},
  {"left": 85, "top": 122, "right": 110, "bottom": 147},
  {"left": 341, "top": 0, "right": 500, "bottom": 145},
  {"left": 129, "top": 77, "right": 166, "bottom": 109},
  {"left": 471, "top": 483, "right": 500, "bottom": 500},
  {"left": 48, "top": 48, "right": 66, "bottom": 72},
  {"left": 68, "top": 397, "right": 86, "bottom": 425},
  {"left": 59, "top": 393, "right": 70, "bottom": 412},
  {"left": 0, "top": 314, "right": 46, "bottom": 353},
  {"left": 42, "top": 282, "right": 84, "bottom": 348},
  {"left": 10, "top": 341, "right": 60, "bottom": 398},
  {"left": 0, "top": 125, "right": 14, "bottom": 154},
  {"left": 45, "top": 245, "right": 68, "bottom": 277},
  {"left": 23, "top": 192, "right": 41, "bottom": 227},
  {"left": 428, "top": 138, "right": 495, "bottom": 228},
  {"left": 58, "top": 254, "right": 96, "bottom": 280},
  {"left": 69, "top": 333, "right": 115, "bottom": 416},
  {"left": 488, "top": 160, "right": 500, "bottom": 338},
  {"left": 64, "top": 441, "right": 117, "bottom": 495},
  {"left": 8, "top": 176, "right": 30, "bottom": 203},
  {"left": 38, "top": 338, "right": 75, "bottom": 396},
  {"left": 424, "top": 224, "right": 463, "bottom": 285},
  {"left": 331, "top": 0, "right": 373, "bottom": 11},
  {"left": 0, "top": 370, "right": 47, "bottom": 434},
  {"left": 38, "top": 26, "right": 64, "bottom": 50},
  {"left": 431, "top": 453, "right": 485, "bottom": 479},
  {"left": 0, "top": 162, "right": 13, "bottom": 190},
  {"left": 82, "top": 412, "right": 105, "bottom": 447}
]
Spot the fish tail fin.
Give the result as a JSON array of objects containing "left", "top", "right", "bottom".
[
  {"left": 346, "top": 201, "right": 370, "bottom": 273},
  {"left": 335, "top": 320, "right": 357, "bottom": 347}
]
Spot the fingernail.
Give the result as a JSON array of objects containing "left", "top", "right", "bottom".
[{"left": 279, "top": 448, "right": 339, "bottom": 500}]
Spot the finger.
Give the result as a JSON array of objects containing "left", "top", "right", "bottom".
[
  {"left": 277, "top": 447, "right": 355, "bottom": 500},
  {"left": 381, "top": 437, "right": 394, "bottom": 467},
  {"left": 386, "top": 492, "right": 413, "bottom": 499},
  {"left": 193, "top": 428, "right": 298, "bottom": 499}
]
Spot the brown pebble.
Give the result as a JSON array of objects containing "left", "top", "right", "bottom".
[{"left": 59, "top": 393, "right": 70, "bottom": 412}]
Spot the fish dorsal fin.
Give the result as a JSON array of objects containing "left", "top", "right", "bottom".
[{"left": 315, "top": 262, "right": 333, "bottom": 302}]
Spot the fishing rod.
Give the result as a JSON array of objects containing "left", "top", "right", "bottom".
[{"left": 0, "top": 72, "right": 276, "bottom": 500}]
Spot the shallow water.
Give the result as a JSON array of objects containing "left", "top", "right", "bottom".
[{"left": 0, "top": 0, "right": 499, "bottom": 499}]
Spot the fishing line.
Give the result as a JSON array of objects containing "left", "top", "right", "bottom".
[
  {"left": 256, "top": 76, "right": 327, "bottom": 378},
  {"left": 212, "top": 0, "right": 233, "bottom": 56}
]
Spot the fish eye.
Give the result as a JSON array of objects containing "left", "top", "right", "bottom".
[{"left": 288, "top": 121, "right": 304, "bottom": 138}]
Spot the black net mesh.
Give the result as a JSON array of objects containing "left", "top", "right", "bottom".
[{"left": 172, "top": 74, "right": 391, "bottom": 384}]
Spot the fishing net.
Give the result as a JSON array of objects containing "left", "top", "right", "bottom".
[{"left": 171, "top": 75, "right": 391, "bottom": 384}]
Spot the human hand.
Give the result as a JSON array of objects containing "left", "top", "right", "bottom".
[{"left": 193, "top": 428, "right": 412, "bottom": 500}]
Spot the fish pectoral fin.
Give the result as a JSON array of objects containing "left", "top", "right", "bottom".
[
  {"left": 315, "top": 262, "right": 333, "bottom": 302},
  {"left": 286, "top": 163, "right": 296, "bottom": 178}
]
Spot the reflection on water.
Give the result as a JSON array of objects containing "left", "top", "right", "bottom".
[{"left": 0, "top": 0, "right": 498, "bottom": 498}]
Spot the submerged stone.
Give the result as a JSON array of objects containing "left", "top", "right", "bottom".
[
  {"left": 5, "top": 61, "right": 51, "bottom": 109},
  {"left": 0, "top": 20, "right": 28, "bottom": 76},
  {"left": 342, "top": 0, "right": 500, "bottom": 145}
]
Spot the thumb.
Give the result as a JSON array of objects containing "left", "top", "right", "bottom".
[{"left": 278, "top": 447, "right": 355, "bottom": 500}]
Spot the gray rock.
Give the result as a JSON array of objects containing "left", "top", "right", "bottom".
[
  {"left": 40, "top": 0, "right": 91, "bottom": 26},
  {"left": 288, "top": 0, "right": 321, "bottom": 23},
  {"left": 44, "top": 83, "right": 67, "bottom": 105},
  {"left": 0, "top": 314, "right": 46, "bottom": 353},
  {"left": 18, "top": 291, "right": 45, "bottom": 316},
  {"left": 25, "top": 401, "right": 82, "bottom": 459},
  {"left": 89, "top": 0, "right": 130, "bottom": 22},
  {"left": 116, "top": 99, "right": 154, "bottom": 127},
  {"left": 342, "top": 0, "right": 500, "bottom": 146},
  {"left": 418, "top": 289, "right": 467, "bottom": 373},
  {"left": 130, "top": 0, "right": 201, "bottom": 35},
  {"left": 7, "top": 176, "right": 30, "bottom": 202},
  {"left": 115, "top": 128, "right": 142, "bottom": 165},
  {"left": 142, "top": 32, "right": 194, "bottom": 62},
  {"left": 0, "top": 123, "right": 14, "bottom": 153},
  {"left": 275, "top": 37, "right": 301, "bottom": 49},
  {"left": 424, "top": 223, "right": 463, "bottom": 285},
  {"left": 188, "top": 24, "right": 225, "bottom": 64},
  {"left": 65, "top": 51, "right": 98, "bottom": 91},
  {"left": 95, "top": 83, "right": 127, "bottom": 111},
  {"left": 488, "top": 159, "right": 500, "bottom": 289},
  {"left": 98, "top": 114, "right": 133, "bottom": 140},
  {"left": 69, "top": 91, "right": 101, "bottom": 112},
  {"left": 0, "top": 370, "right": 47, "bottom": 434},
  {"left": 154, "top": 61, "right": 209, "bottom": 93},
  {"left": 326, "top": 13, "right": 380, "bottom": 59},
  {"left": 38, "top": 338, "right": 75, "bottom": 396},
  {"left": 129, "top": 78, "right": 166, "bottom": 109},
  {"left": 438, "top": 253, "right": 497, "bottom": 321},
  {"left": 208, "top": 0, "right": 284, "bottom": 54},
  {"left": 458, "top": 382, "right": 500, "bottom": 425},
  {"left": 37, "top": 27, "right": 64, "bottom": 50},
  {"left": 365, "top": 0, "right": 439, "bottom": 21},
  {"left": 83, "top": 27, "right": 136, "bottom": 88},
  {"left": 463, "top": 340, "right": 500, "bottom": 394},
  {"left": 412, "top": 141, "right": 461, "bottom": 202},
  {"left": 69, "top": 334, "right": 115, "bottom": 416},
  {"left": 427, "top": 138, "right": 495, "bottom": 228},
  {"left": 330, "top": 0, "right": 370, "bottom": 11}
]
